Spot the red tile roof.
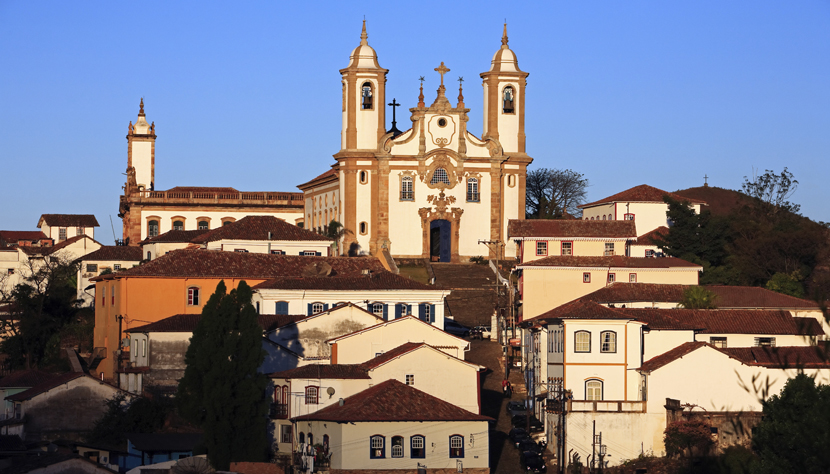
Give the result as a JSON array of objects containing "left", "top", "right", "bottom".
[
  {"left": 0, "top": 370, "right": 58, "bottom": 389},
  {"left": 91, "top": 249, "right": 385, "bottom": 281},
  {"left": 639, "top": 342, "right": 709, "bottom": 372},
  {"left": 6, "top": 373, "right": 90, "bottom": 401},
  {"left": 578, "top": 283, "right": 687, "bottom": 304},
  {"left": 126, "top": 313, "right": 306, "bottom": 333},
  {"left": 192, "top": 216, "right": 331, "bottom": 244},
  {"left": 253, "top": 271, "right": 439, "bottom": 291},
  {"left": 577, "top": 283, "right": 820, "bottom": 309},
  {"left": 360, "top": 342, "right": 425, "bottom": 369},
  {"left": 721, "top": 346, "right": 830, "bottom": 368},
  {"left": 0, "top": 231, "right": 50, "bottom": 243},
  {"left": 292, "top": 379, "right": 492, "bottom": 422},
  {"left": 269, "top": 364, "right": 370, "bottom": 380},
  {"left": 519, "top": 255, "right": 701, "bottom": 269},
  {"left": 79, "top": 246, "right": 144, "bottom": 262},
  {"left": 706, "top": 286, "right": 821, "bottom": 309},
  {"left": 297, "top": 168, "right": 339, "bottom": 190},
  {"left": 20, "top": 235, "right": 101, "bottom": 256},
  {"left": 140, "top": 229, "right": 211, "bottom": 244},
  {"left": 525, "top": 300, "right": 633, "bottom": 324},
  {"left": 38, "top": 214, "right": 99, "bottom": 227},
  {"left": 632, "top": 226, "right": 669, "bottom": 244},
  {"left": 618, "top": 308, "right": 824, "bottom": 335},
  {"left": 579, "top": 185, "right": 706, "bottom": 209},
  {"left": 507, "top": 219, "right": 637, "bottom": 239}
]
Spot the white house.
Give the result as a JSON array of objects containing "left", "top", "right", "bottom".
[
  {"left": 191, "top": 215, "right": 333, "bottom": 256},
  {"left": 140, "top": 229, "right": 208, "bottom": 261},
  {"left": 507, "top": 219, "right": 638, "bottom": 263},
  {"left": 37, "top": 214, "right": 99, "bottom": 242},
  {"left": 76, "top": 246, "right": 144, "bottom": 306}
]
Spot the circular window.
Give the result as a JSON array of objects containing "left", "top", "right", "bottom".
[{"left": 438, "top": 118, "right": 447, "bottom": 127}]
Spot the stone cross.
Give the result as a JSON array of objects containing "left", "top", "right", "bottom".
[
  {"left": 435, "top": 62, "right": 450, "bottom": 86},
  {"left": 388, "top": 98, "right": 401, "bottom": 129}
]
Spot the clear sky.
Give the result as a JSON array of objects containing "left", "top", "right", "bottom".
[{"left": 1, "top": 1, "right": 828, "bottom": 243}]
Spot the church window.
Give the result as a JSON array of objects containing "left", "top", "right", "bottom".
[
  {"left": 466, "top": 178, "right": 480, "bottom": 202},
  {"left": 187, "top": 287, "right": 200, "bottom": 306},
  {"left": 437, "top": 118, "right": 447, "bottom": 127},
  {"left": 431, "top": 168, "right": 450, "bottom": 185},
  {"left": 361, "top": 82, "right": 374, "bottom": 110},
  {"left": 173, "top": 221, "right": 184, "bottom": 231},
  {"left": 198, "top": 220, "right": 209, "bottom": 230},
  {"left": 148, "top": 220, "right": 159, "bottom": 238},
  {"left": 561, "top": 241, "right": 573, "bottom": 255},
  {"left": 502, "top": 86, "right": 515, "bottom": 114},
  {"left": 360, "top": 171, "right": 368, "bottom": 184},
  {"left": 359, "top": 222, "right": 368, "bottom": 235},
  {"left": 400, "top": 176, "right": 414, "bottom": 201}
]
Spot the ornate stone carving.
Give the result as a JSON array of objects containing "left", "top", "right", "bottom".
[{"left": 422, "top": 152, "right": 459, "bottom": 190}]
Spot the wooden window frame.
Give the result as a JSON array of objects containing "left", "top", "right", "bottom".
[
  {"left": 585, "top": 379, "right": 603, "bottom": 401},
  {"left": 410, "top": 435, "right": 426, "bottom": 459},
  {"left": 607, "top": 273, "right": 616, "bottom": 284},
  {"left": 305, "top": 386, "right": 319, "bottom": 405},
  {"left": 370, "top": 435, "right": 385, "bottom": 459},
  {"left": 574, "top": 331, "right": 591, "bottom": 353},
  {"left": 391, "top": 436, "right": 404, "bottom": 458},
  {"left": 583, "top": 272, "right": 591, "bottom": 283},
  {"left": 187, "top": 287, "right": 200, "bottom": 306},
  {"left": 536, "top": 241, "right": 548, "bottom": 256},
  {"left": 600, "top": 331, "right": 617, "bottom": 353},
  {"left": 449, "top": 435, "right": 464, "bottom": 458},
  {"left": 400, "top": 175, "right": 414, "bottom": 201},
  {"left": 561, "top": 241, "right": 573, "bottom": 256},
  {"left": 629, "top": 273, "right": 637, "bottom": 283}
]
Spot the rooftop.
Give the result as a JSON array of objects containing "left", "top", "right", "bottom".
[
  {"left": 6, "top": 372, "right": 88, "bottom": 401},
  {"left": 140, "top": 229, "right": 211, "bottom": 244},
  {"left": 79, "top": 246, "right": 144, "bottom": 262},
  {"left": 297, "top": 168, "right": 339, "bottom": 190},
  {"left": 617, "top": 308, "right": 823, "bottom": 335},
  {"left": 192, "top": 215, "right": 331, "bottom": 244},
  {"left": 269, "top": 364, "right": 370, "bottom": 380},
  {"left": 519, "top": 255, "right": 701, "bottom": 269},
  {"left": 577, "top": 283, "right": 821, "bottom": 309},
  {"left": 38, "top": 214, "right": 100, "bottom": 228},
  {"left": 525, "top": 300, "right": 633, "bottom": 325},
  {"left": 632, "top": 226, "right": 669, "bottom": 244},
  {"left": 253, "top": 271, "right": 439, "bottom": 291},
  {"left": 580, "top": 184, "right": 706, "bottom": 209},
  {"left": 639, "top": 342, "right": 830, "bottom": 372},
  {"left": 0, "top": 369, "right": 58, "bottom": 389},
  {"left": 126, "top": 313, "right": 306, "bottom": 333},
  {"left": 20, "top": 234, "right": 101, "bottom": 257},
  {"left": 507, "top": 219, "right": 637, "bottom": 240}
]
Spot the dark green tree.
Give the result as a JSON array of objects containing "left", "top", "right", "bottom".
[
  {"left": 176, "top": 281, "right": 269, "bottom": 470},
  {"left": 752, "top": 373, "right": 830, "bottom": 474},
  {"left": 678, "top": 286, "right": 719, "bottom": 309},
  {"left": 525, "top": 168, "right": 589, "bottom": 219},
  {"left": 319, "top": 220, "right": 352, "bottom": 256},
  {"left": 663, "top": 418, "right": 714, "bottom": 457},
  {"left": 88, "top": 392, "right": 173, "bottom": 448},
  {"left": 765, "top": 271, "right": 806, "bottom": 298}
]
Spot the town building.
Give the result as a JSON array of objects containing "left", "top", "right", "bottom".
[
  {"left": 37, "top": 214, "right": 99, "bottom": 242},
  {"left": 76, "top": 245, "right": 144, "bottom": 306}
]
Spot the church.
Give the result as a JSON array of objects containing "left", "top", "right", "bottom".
[{"left": 299, "top": 23, "right": 532, "bottom": 262}]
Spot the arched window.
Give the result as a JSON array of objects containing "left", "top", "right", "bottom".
[
  {"left": 600, "top": 331, "right": 617, "bottom": 353},
  {"left": 359, "top": 222, "right": 368, "bottom": 235},
  {"left": 574, "top": 331, "right": 591, "bottom": 353},
  {"left": 502, "top": 86, "right": 515, "bottom": 113},
  {"left": 360, "top": 171, "right": 368, "bottom": 184},
  {"left": 466, "top": 177, "right": 480, "bottom": 202},
  {"left": 311, "top": 302, "right": 325, "bottom": 314},
  {"left": 586, "top": 379, "right": 603, "bottom": 400},
  {"left": 431, "top": 168, "right": 450, "bottom": 185},
  {"left": 449, "top": 435, "right": 464, "bottom": 458},
  {"left": 391, "top": 436, "right": 404, "bottom": 458},
  {"left": 148, "top": 220, "right": 159, "bottom": 237},
  {"left": 371, "top": 303, "right": 385, "bottom": 318},
  {"left": 362, "top": 82, "right": 374, "bottom": 110},
  {"left": 305, "top": 386, "right": 319, "bottom": 405},
  {"left": 173, "top": 220, "right": 184, "bottom": 231},
  {"left": 187, "top": 287, "right": 200, "bottom": 306},
  {"left": 198, "top": 220, "right": 209, "bottom": 230},
  {"left": 400, "top": 176, "right": 414, "bottom": 201},
  {"left": 410, "top": 435, "right": 425, "bottom": 458},
  {"left": 370, "top": 435, "right": 385, "bottom": 458},
  {"left": 601, "top": 215, "right": 606, "bottom": 221},
  {"left": 146, "top": 251, "right": 151, "bottom": 260}
]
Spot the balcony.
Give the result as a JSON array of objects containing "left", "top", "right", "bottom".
[{"left": 132, "top": 190, "right": 304, "bottom": 207}]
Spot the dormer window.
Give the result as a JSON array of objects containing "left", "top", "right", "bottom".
[
  {"left": 502, "top": 86, "right": 515, "bottom": 113},
  {"left": 362, "top": 82, "right": 374, "bottom": 110}
]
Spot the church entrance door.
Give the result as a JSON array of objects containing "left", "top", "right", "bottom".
[{"left": 430, "top": 220, "right": 451, "bottom": 263}]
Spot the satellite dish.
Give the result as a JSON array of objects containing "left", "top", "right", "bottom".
[
  {"left": 327, "top": 387, "right": 336, "bottom": 397},
  {"left": 303, "top": 262, "right": 332, "bottom": 278}
]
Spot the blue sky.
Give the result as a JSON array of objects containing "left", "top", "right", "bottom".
[{"left": 1, "top": 1, "right": 828, "bottom": 243}]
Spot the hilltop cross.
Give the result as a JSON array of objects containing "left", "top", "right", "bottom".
[
  {"left": 704, "top": 174, "right": 709, "bottom": 185},
  {"left": 435, "top": 62, "right": 450, "bottom": 86}
]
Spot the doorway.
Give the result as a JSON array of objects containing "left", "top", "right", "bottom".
[{"left": 429, "top": 219, "right": 451, "bottom": 262}]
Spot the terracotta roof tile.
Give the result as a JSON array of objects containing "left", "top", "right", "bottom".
[
  {"left": 269, "top": 364, "right": 370, "bottom": 380},
  {"left": 253, "top": 271, "right": 439, "bottom": 291},
  {"left": 20, "top": 235, "right": 101, "bottom": 256},
  {"left": 632, "top": 226, "right": 669, "bottom": 244},
  {"left": 298, "top": 168, "right": 339, "bottom": 189},
  {"left": 580, "top": 184, "right": 706, "bottom": 209},
  {"left": 0, "top": 231, "right": 50, "bottom": 244},
  {"left": 721, "top": 346, "right": 830, "bottom": 368},
  {"left": 292, "top": 379, "right": 492, "bottom": 422},
  {"left": 141, "top": 229, "right": 211, "bottom": 244},
  {"left": 38, "top": 214, "right": 100, "bottom": 227},
  {"left": 578, "top": 283, "right": 687, "bottom": 304},
  {"left": 360, "top": 342, "right": 425, "bottom": 369},
  {"left": 508, "top": 219, "right": 637, "bottom": 239},
  {"left": 79, "top": 246, "right": 144, "bottom": 262},
  {"left": 192, "top": 216, "right": 331, "bottom": 244},
  {"left": 519, "top": 255, "right": 701, "bottom": 269},
  {"left": 525, "top": 300, "right": 633, "bottom": 324},
  {"left": 0, "top": 370, "right": 58, "bottom": 388},
  {"left": 6, "top": 373, "right": 89, "bottom": 401},
  {"left": 91, "top": 249, "right": 385, "bottom": 280},
  {"left": 577, "top": 283, "right": 820, "bottom": 309},
  {"left": 639, "top": 342, "right": 709, "bottom": 372},
  {"left": 126, "top": 313, "right": 305, "bottom": 333},
  {"left": 706, "top": 286, "right": 820, "bottom": 309},
  {"left": 618, "top": 308, "right": 823, "bottom": 335}
]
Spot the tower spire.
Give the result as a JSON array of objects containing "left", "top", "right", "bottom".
[
  {"left": 138, "top": 97, "right": 145, "bottom": 116},
  {"left": 501, "top": 22, "right": 509, "bottom": 47},
  {"left": 360, "top": 19, "right": 368, "bottom": 46}
]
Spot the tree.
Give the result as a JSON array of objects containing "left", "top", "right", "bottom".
[
  {"left": 678, "top": 286, "right": 719, "bottom": 309},
  {"left": 752, "top": 373, "right": 830, "bottom": 474},
  {"left": 766, "top": 271, "right": 805, "bottom": 298},
  {"left": 176, "top": 281, "right": 269, "bottom": 470},
  {"left": 742, "top": 168, "right": 800, "bottom": 218},
  {"left": 88, "top": 392, "right": 173, "bottom": 448},
  {"left": 525, "top": 168, "right": 588, "bottom": 219},
  {"left": 0, "top": 253, "right": 82, "bottom": 370},
  {"left": 663, "top": 419, "right": 714, "bottom": 457},
  {"left": 653, "top": 196, "right": 730, "bottom": 268},
  {"left": 319, "top": 220, "right": 352, "bottom": 256}
]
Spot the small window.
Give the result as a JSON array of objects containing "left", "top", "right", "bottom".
[
  {"left": 113, "top": 264, "right": 121, "bottom": 271},
  {"left": 361, "top": 82, "right": 374, "bottom": 110},
  {"left": 600, "top": 331, "right": 616, "bottom": 353},
  {"left": 222, "top": 220, "right": 232, "bottom": 226},
  {"left": 372, "top": 303, "right": 384, "bottom": 317},
  {"left": 629, "top": 273, "right": 637, "bottom": 283},
  {"left": 645, "top": 249, "right": 655, "bottom": 258},
  {"left": 449, "top": 435, "right": 464, "bottom": 458},
  {"left": 305, "top": 386, "right": 319, "bottom": 405},
  {"left": 280, "top": 425, "right": 292, "bottom": 444},
  {"left": 466, "top": 178, "right": 480, "bottom": 202},
  {"left": 406, "top": 374, "right": 414, "bottom": 386},
  {"left": 586, "top": 379, "right": 603, "bottom": 401},
  {"left": 430, "top": 168, "right": 450, "bottom": 185},
  {"left": 59, "top": 228, "right": 67, "bottom": 241},
  {"left": 411, "top": 435, "right": 425, "bottom": 458},
  {"left": 76, "top": 227, "right": 84, "bottom": 237},
  {"left": 86, "top": 264, "right": 98, "bottom": 273},
  {"left": 575, "top": 331, "right": 591, "bottom": 353},
  {"left": 370, "top": 435, "right": 385, "bottom": 459},
  {"left": 173, "top": 221, "right": 184, "bottom": 231},
  {"left": 536, "top": 241, "right": 547, "bottom": 256},
  {"left": 391, "top": 436, "right": 404, "bottom": 458},
  {"left": 112, "top": 286, "right": 116, "bottom": 305},
  {"left": 400, "top": 176, "right": 414, "bottom": 201},
  {"left": 275, "top": 301, "right": 289, "bottom": 315},
  {"left": 299, "top": 432, "right": 305, "bottom": 445},
  {"left": 710, "top": 337, "right": 727, "bottom": 349},
  {"left": 359, "top": 222, "right": 368, "bottom": 235},
  {"left": 624, "top": 213, "right": 635, "bottom": 221},
  {"left": 605, "top": 242, "right": 615, "bottom": 256},
  {"left": 607, "top": 273, "right": 615, "bottom": 284},
  {"left": 755, "top": 337, "right": 776, "bottom": 347},
  {"left": 146, "top": 251, "right": 152, "bottom": 260},
  {"left": 7, "top": 268, "right": 14, "bottom": 275},
  {"left": 142, "top": 338, "right": 146, "bottom": 357},
  {"left": 198, "top": 220, "right": 209, "bottom": 230},
  {"left": 583, "top": 272, "right": 591, "bottom": 283},
  {"left": 101, "top": 286, "right": 106, "bottom": 306},
  {"left": 187, "top": 287, "right": 200, "bottom": 306},
  {"left": 561, "top": 242, "right": 573, "bottom": 256},
  {"left": 271, "top": 250, "right": 285, "bottom": 255},
  {"left": 312, "top": 302, "right": 325, "bottom": 314},
  {"left": 234, "top": 249, "right": 249, "bottom": 253},
  {"left": 437, "top": 118, "right": 447, "bottom": 127},
  {"left": 301, "top": 250, "right": 317, "bottom": 256}
]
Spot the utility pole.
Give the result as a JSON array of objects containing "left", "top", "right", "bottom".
[
  {"left": 591, "top": 421, "right": 606, "bottom": 473},
  {"left": 592, "top": 420, "right": 597, "bottom": 473}
]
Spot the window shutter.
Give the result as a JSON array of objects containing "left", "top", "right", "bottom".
[
  {"left": 430, "top": 305, "right": 436, "bottom": 323},
  {"left": 418, "top": 304, "right": 426, "bottom": 321},
  {"left": 395, "top": 304, "right": 402, "bottom": 319},
  {"left": 300, "top": 251, "right": 305, "bottom": 255},
  {"left": 323, "top": 303, "right": 329, "bottom": 311},
  {"left": 407, "top": 305, "right": 412, "bottom": 316},
  {"left": 383, "top": 304, "right": 388, "bottom": 320},
  {"left": 276, "top": 302, "right": 288, "bottom": 315},
  {"left": 316, "top": 252, "right": 321, "bottom": 256},
  {"left": 307, "top": 303, "right": 313, "bottom": 316}
]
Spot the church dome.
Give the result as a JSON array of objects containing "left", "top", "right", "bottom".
[
  {"left": 347, "top": 21, "right": 382, "bottom": 69},
  {"left": 489, "top": 24, "right": 522, "bottom": 73}
]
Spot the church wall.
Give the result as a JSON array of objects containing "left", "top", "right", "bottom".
[
  {"left": 388, "top": 129, "right": 419, "bottom": 155},
  {"left": 502, "top": 173, "right": 519, "bottom": 258},
  {"left": 582, "top": 203, "right": 616, "bottom": 222},
  {"left": 131, "top": 141, "right": 153, "bottom": 189},
  {"left": 303, "top": 181, "right": 339, "bottom": 234},
  {"left": 387, "top": 170, "right": 423, "bottom": 256},
  {"left": 457, "top": 171, "right": 492, "bottom": 257},
  {"left": 355, "top": 77, "right": 380, "bottom": 150},
  {"left": 136, "top": 208, "right": 303, "bottom": 241},
  {"left": 355, "top": 167, "right": 372, "bottom": 253},
  {"left": 496, "top": 80, "right": 521, "bottom": 153}
]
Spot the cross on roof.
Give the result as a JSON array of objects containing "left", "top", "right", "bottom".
[{"left": 435, "top": 62, "right": 450, "bottom": 86}]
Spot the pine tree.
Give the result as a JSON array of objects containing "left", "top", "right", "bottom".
[{"left": 176, "top": 281, "right": 269, "bottom": 470}]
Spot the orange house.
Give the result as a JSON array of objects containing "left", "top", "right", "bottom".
[{"left": 92, "top": 249, "right": 384, "bottom": 382}]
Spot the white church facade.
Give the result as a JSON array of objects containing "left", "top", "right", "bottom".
[{"left": 299, "top": 23, "right": 532, "bottom": 262}]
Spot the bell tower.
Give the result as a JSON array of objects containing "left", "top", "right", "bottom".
[
  {"left": 339, "top": 21, "right": 388, "bottom": 151},
  {"left": 126, "top": 98, "right": 157, "bottom": 190},
  {"left": 480, "top": 24, "right": 528, "bottom": 155}
]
